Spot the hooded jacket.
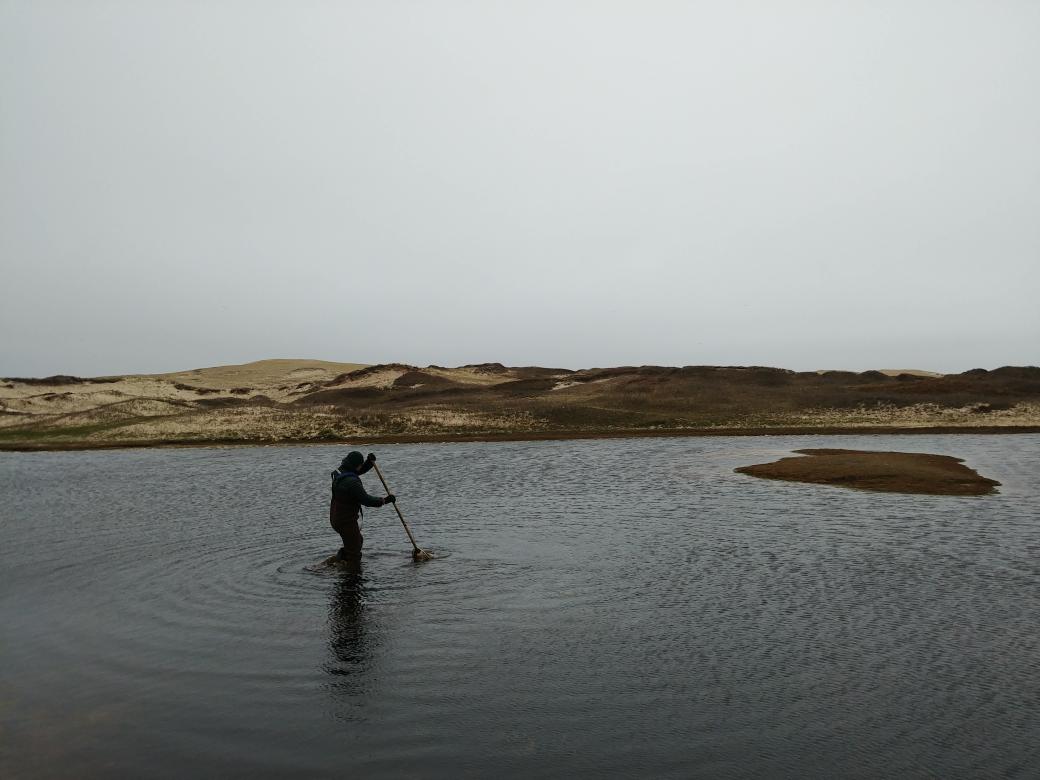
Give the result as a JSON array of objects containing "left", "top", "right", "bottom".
[{"left": 329, "top": 466, "right": 385, "bottom": 529}]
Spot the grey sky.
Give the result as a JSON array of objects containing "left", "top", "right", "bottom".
[{"left": 2, "top": 1, "right": 1037, "bottom": 377}]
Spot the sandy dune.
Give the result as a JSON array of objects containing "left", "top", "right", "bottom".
[
  {"left": 2, "top": 361, "right": 1039, "bottom": 449},
  {"left": 817, "top": 369, "right": 945, "bottom": 378},
  {"left": 877, "top": 369, "right": 945, "bottom": 378},
  {"left": 154, "top": 359, "right": 368, "bottom": 394},
  {"left": 0, "top": 359, "right": 367, "bottom": 427}
]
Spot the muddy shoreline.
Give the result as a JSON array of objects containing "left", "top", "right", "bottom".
[{"left": 3, "top": 424, "right": 1039, "bottom": 453}]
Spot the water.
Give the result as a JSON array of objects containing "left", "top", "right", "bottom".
[{"left": 2, "top": 435, "right": 1038, "bottom": 778}]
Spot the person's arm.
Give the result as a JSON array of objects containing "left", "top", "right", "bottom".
[
  {"left": 346, "top": 476, "right": 389, "bottom": 508},
  {"left": 357, "top": 452, "right": 377, "bottom": 476}
]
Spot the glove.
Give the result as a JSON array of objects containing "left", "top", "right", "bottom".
[
  {"left": 383, "top": 494, "right": 397, "bottom": 504},
  {"left": 366, "top": 453, "right": 377, "bottom": 463}
]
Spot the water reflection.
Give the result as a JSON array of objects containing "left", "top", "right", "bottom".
[
  {"left": 325, "top": 560, "right": 370, "bottom": 684},
  {"left": 4, "top": 436, "right": 1040, "bottom": 777},
  {"left": 324, "top": 560, "right": 388, "bottom": 726}
]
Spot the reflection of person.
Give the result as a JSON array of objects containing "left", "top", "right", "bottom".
[
  {"left": 330, "top": 451, "right": 396, "bottom": 560},
  {"left": 326, "top": 561, "right": 367, "bottom": 680}
]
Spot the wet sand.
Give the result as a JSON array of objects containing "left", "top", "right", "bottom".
[{"left": 735, "top": 448, "right": 1002, "bottom": 495}]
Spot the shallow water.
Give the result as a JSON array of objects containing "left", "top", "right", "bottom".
[{"left": 2, "top": 434, "right": 1039, "bottom": 778}]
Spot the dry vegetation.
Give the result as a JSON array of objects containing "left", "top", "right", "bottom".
[{"left": 2, "top": 360, "right": 1039, "bottom": 450}]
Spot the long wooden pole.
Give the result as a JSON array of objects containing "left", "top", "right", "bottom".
[{"left": 371, "top": 462, "right": 425, "bottom": 555}]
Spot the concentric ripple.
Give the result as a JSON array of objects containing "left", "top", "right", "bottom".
[{"left": 2, "top": 436, "right": 1039, "bottom": 778}]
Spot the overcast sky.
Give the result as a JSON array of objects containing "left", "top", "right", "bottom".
[{"left": 2, "top": 1, "right": 1037, "bottom": 377}]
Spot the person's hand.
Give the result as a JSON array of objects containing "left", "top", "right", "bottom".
[
  {"left": 366, "top": 452, "right": 377, "bottom": 463},
  {"left": 383, "top": 494, "right": 397, "bottom": 504}
]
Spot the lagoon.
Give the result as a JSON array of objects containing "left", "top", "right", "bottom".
[{"left": 2, "top": 435, "right": 1038, "bottom": 778}]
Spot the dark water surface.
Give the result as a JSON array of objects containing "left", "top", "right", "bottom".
[{"left": 2, "top": 435, "right": 1039, "bottom": 778}]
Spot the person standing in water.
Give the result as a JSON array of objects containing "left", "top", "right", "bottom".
[{"left": 330, "top": 451, "right": 396, "bottom": 559}]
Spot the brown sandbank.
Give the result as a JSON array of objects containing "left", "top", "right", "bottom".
[{"left": 735, "top": 449, "right": 1001, "bottom": 495}]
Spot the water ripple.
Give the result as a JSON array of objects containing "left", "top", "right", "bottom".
[{"left": 2, "top": 436, "right": 1039, "bottom": 778}]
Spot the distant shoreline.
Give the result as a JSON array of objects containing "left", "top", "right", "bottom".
[
  {"left": 3, "top": 425, "right": 1039, "bottom": 453},
  {"left": 4, "top": 361, "right": 1038, "bottom": 453}
]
